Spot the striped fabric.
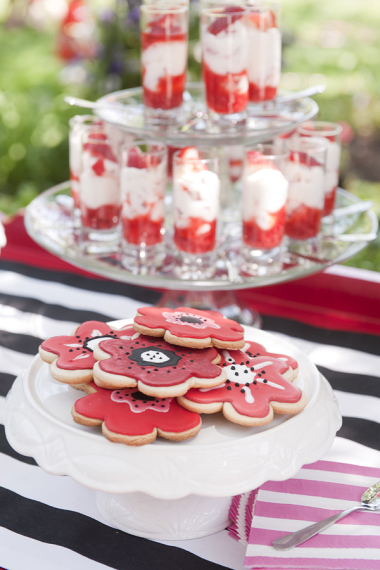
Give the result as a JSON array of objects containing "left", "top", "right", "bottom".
[
  {"left": 1, "top": 238, "right": 380, "bottom": 569},
  {"left": 245, "top": 461, "right": 380, "bottom": 569}
]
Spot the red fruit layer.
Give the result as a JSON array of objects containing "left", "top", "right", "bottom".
[
  {"left": 289, "top": 150, "right": 323, "bottom": 169},
  {"left": 228, "top": 159, "right": 243, "bottom": 182},
  {"left": 248, "top": 9, "right": 277, "bottom": 31},
  {"left": 323, "top": 186, "right": 337, "bottom": 216},
  {"left": 144, "top": 15, "right": 184, "bottom": 45},
  {"left": 204, "top": 64, "right": 248, "bottom": 114},
  {"left": 174, "top": 218, "right": 217, "bottom": 254},
  {"left": 285, "top": 204, "right": 322, "bottom": 240},
  {"left": 81, "top": 204, "right": 120, "bottom": 230},
  {"left": 249, "top": 82, "right": 277, "bottom": 103},
  {"left": 122, "top": 215, "right": 164, "bottom": 246},
  {"left": 207, "top": 6, "right": 245, "bottom": 35},
  {"left": 243, "top": 206, "right": 286, "bottom": 249},
  {"left": 142, "top": 72, "right": 186, "bottom": 110},
  {"left": 84, "top": 136, "right": 117, "bottom": 163}
]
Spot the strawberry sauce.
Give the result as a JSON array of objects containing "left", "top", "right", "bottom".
[
  {"left": 243, "top": 206, "right": 286, "bottom": 249},
  {"left": 285, "top": 204, "right": 322, "bottom": 240}
]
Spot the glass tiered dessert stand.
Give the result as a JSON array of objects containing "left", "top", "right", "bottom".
[
  {"left": 25, "top": 83, "right": 378, "bottom": 324},
  {"left": 5, "top": 84, "right": 372, "bottom": 541}
]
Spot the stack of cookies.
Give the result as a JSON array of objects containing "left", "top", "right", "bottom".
[{"left": 39, "top": 307, "right": 307, "bottom": 446}]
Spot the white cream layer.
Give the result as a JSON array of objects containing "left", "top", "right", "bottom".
[
  {"left": 80, "top": 154, "right": 120, "bottom": 209},
  {"left": 242, "top": 168, "right": 288, "bottom": 229},
  {"left": 142, "top": 40, "right": 187, "bottom": 92},
  {"left": 202, "top": 19, "right": 248, "bottom": 76},
  {"left": 247, "top": 26, "right": 281, "bottom": 87},
  {"left": 173, "top": 169, "right": 220, "bottom": 228},
  {"left": 285, "top": 161, "right": 325, "bottom": 213},
  {"left": 120, "top": 162, "right": 166, "bottom": 221}
]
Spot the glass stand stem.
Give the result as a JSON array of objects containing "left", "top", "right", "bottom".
[{"left": 158, "top": 289, "right": 262, "bottom": 327}]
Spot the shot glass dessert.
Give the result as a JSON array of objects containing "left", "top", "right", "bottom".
[
  {"left": 297, "top": 121, "right": 342, "bottom": 216},
  {"left": 140, "top": 4, "right": 188, "bottom": 123},
  {"left": 247, "top": 1, "right": 281, "bottom": 103},
  {"left": 173, "top": 147, "right": 220, "bottom": 279},
  {"left": 201, "top": 6, "right": 249, "bottom": 128},
  {"left": 69, "top": 115, "right": 104, "bottom": 217},
  {"left": 120, "top": 141, "right": 167, "bottom": 271},
  {"left": 284, "top": 137, "right": 327, "bottom": 243},
  {"left": 241, "top": 144, "right": 289, "bottom": 275},
  {"left": 79, "top": 130, "right": 121, "bottom": 253}
]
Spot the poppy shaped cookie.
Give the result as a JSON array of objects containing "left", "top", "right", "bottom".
[
  {"left": 178, "top": 349, "right": 307, "bottom": 427},
  {"left": 72, "top": 382, "right": 202, "bottom": 446},
  {"left": 132, "top": 307, "right": 245, "bottom": 349},
  {"left": 92, "top": 335, "right": 226, "bottom": 398},
  {"left": 242, "top": 340, "right": 299, "bottom": 381},
  {"left": 39, "top": 321, "right": 137, "bottom": 387}
]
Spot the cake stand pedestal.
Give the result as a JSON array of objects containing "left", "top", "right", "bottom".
[{"left": 3, "top": 325, "right": 341, "bottom": 540}]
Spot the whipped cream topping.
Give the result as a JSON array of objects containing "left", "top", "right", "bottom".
[
  {"left": 121, "top": 161, "right": 166, "bottom": 221},
  {"left": 69, "top": 128, "right": 82, "bottom": 177},
  {"left": 173, "top": 169, "right": 220, "bottom": 227},
  {"left": 242, "top": 168, "right": 288, "bottom": 229},
  {"left": 142, "top": 41, "right": 187, "bottom": 91},
  {"left": 285, "top": 161, "right": 325, "bottom": 213},
  {"left": 202, "top": 19, "right": 248, "bottom": 76},
  {"left": 247, "top": 26, "right": 281, "bottom": 87},
  {"left": 80, "top": 153, "right": 120, "bottom": 209}
]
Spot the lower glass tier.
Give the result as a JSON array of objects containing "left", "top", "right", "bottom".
[{"left": 24, "top": 183, "right": 377, "bottom": 292}]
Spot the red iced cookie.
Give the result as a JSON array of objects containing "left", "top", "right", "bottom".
[
  {"left": 178, "top": 349, "right": 307, "bottom": 426},
  {"left": 93, "top": 334, "right": 226, "bottom": 397},
  {"left": 39, "top": 321, "right": 137, "bottom": 387},
  {"left": 133, "top": 307, "right": 245, "bottom": 349},
  {"left": 72, "top": 382, "right": 202, "bottom": 446},
  {"left": 242, "top": 340, "right": 299, "bottom": 381}
]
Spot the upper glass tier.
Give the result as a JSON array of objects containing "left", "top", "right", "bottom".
[{"left": 95, "top": 82, "right": 319, "bottom": 146}]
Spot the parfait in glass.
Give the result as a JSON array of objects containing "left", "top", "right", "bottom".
[
  {"left": 173, "top": 147, "right": 220, "bottom": 279},
  {"left": 285, "top": 137, "right": 327, "bottom": 243},
  {"left": 79, "top": 130, "right": 121, "bottom": 253},
  {"left": 120, "top": 141, "right": 167, "bottom": 271},
  {"left": 297, "top": 121, "right": 342, "bottom": 216},
  {"left": 241, "top": 144, "right": 289, "bottom": 275},
  {"left": 247, "top": 1, "right": 281, "bottom": 103},
  {"left": 140, "top": 4, "right": 188, "bottom": 123},
  {"left": 201, "top": 6, "right": 249, "bottom": 128}
]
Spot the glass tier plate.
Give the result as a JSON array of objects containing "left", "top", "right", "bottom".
[
  {"left": 24, "top": 182, "right": 378, "bottom": 292},
  {"left": 95, "top": 82, "right": 319, "bottom": 146}
]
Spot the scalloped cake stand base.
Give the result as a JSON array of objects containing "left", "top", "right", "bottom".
[{"left": 3, "top": 327, "right": 341, "bottom": 540}]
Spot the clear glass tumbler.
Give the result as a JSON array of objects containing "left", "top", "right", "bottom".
[
  {"left": 246, "top": 1, "right": 281, "bottom": 103},
  {"left": 120, "top": 141, "right": 167, "bottom": 271},
  {"left": 201, "top": 6, "right": 249, "bottom": 129},
  {"left": 79, "top": 129, "right": 121, "bottom": 254},
  {"left": 69, "top": 115, "right": 104, "bottom": 217},
  {"left": 284, "top": 137, "right": 327, "bottom": 244},
  {"left": 241, "top": 143, "right": 289, "bottom": 276},
  {"left": 297, "top": 121, "right": 342, "bottom": 216},
  {"left": 140, "top": 4, "right": 188, "bottom": 124},
  {"left": 173, "top": 147, "right": 220, "bottom": 279}
]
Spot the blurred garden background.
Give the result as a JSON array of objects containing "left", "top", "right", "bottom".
[{"left": 0, "top": 0, "right": 379, "bottom": 269}]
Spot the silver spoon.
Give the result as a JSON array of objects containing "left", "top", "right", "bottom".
[
  {"left": 273, "top": 480, "right": 380, "bottom": 551},
  {"left": 274, "top": 84, "right": 326, "bottom": 103}
]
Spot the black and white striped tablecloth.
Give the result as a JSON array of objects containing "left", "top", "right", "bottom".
[{"left": 0, "top": 257, "right": 380, "bottom": 570}]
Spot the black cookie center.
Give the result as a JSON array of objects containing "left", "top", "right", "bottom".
[
  {"left": 129, "top": 347, "right": 182, "bottom": 368},
  {"left": 131, "top": 391, "right": 156, "bottom": 401},
  {"left": 179, "top": 315, "right": 203, "bottom": 325}
]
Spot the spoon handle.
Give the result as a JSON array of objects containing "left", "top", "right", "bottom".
[{"left": 272, "top": 506, "right": 361, "bottom": 550}]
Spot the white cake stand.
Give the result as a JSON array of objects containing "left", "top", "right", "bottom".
[{"left": 3, "top": 324, "right": 341, "bottom": 540}]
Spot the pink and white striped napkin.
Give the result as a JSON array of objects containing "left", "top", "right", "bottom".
[{"left": 229, "top": 460, "right": 380, "bottom": 569}]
